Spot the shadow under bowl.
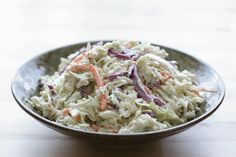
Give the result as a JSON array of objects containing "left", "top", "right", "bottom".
[{"left": 11, "top": 40, "right": 225, "bottom": 145}]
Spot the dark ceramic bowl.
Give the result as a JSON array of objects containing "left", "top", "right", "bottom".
[{"left": 11, "top": 41, "right": 225, "bottom": 145}]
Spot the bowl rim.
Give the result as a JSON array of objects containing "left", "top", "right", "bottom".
[{"left": 11, "top": 40, "right": 226, "bottom": 137}]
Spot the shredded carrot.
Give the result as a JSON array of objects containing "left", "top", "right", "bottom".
[
  {"left": 160, "top": 71, "right": 172, "bottom": 78},
  {"left": 62, "top": 108, "right": 69, "bottom": 116},
  {"left": 91, "top": 124, "right": 99, "bottom": 132},
  {"left": 130, "top": 60, "right": 137, "bottom": 64},
  {"left": 89, "top": 64, "right": 104, "bottom": 87},
  {"left": 192, "top": 87, "right": 218, "bottom": 96},
  {"left": 70, "top": 64, "right": 89, "bottom": 72},
  {"left": 106, "top": 125, "right": 118, "bottom": 133},
  {"left": 74, "top": 115, "right": 81, "bottom": 122},
  {"left": 72, "top": 52, "right": 87, "bottom": 63},
  {"left": 195, "top": 87, "right": 218, "bottom": 93},
  {"left": 88, "top": 64, "right": 107, "bottom": 110},
  {"left": 126, "top": 43, "right": 133, "bottom": 49},
  {"left": 99, "top": 93, "right": 107, "bottom": 110},
  {"left": 160, "top": 71, "right": 173, "bottom": 83},
  {"left": 66, "top": 52, "right": 88, "bottom": 72},
  {"left": 108, "top": 126, "right": 118, "bottom": 133}
]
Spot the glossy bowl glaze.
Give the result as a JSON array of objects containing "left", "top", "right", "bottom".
[{"left": 11, "top": 41, "right": 225, "bottom": 144}]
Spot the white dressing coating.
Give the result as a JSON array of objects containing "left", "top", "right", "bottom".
[{"left": 28, "top": 40, "right": 205, "bottom": 133}]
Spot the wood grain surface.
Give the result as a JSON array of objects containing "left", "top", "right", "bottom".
[{"left": 0, "top": 0, "right": 235, "bottom": 156}]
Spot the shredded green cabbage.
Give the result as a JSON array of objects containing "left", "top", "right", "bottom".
[{"left": 28, "top": 40, "right": 205, "bottom": 134}]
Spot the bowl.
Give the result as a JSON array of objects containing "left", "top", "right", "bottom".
[{"left": 11, "top": 40, "right": 225, "bottom": 144}]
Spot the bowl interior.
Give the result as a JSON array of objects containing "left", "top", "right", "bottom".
[{"left": 11, "top": 41, "right": 225, "bottom": 144}]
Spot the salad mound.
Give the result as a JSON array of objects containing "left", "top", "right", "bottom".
[{"left": 28, "top": 40, "right": 206, "bottom": 134}]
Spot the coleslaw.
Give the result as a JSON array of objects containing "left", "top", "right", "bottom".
[{"left": 28, "top": 40, "right": 206, "bottom": 133}]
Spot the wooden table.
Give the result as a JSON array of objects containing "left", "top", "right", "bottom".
[{"left": 1, "top": 0, "right": 235, "bottom": 156}]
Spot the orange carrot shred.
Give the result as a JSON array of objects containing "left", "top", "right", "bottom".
[
  {"left": 160, "top": 71, "right": 173, "bottom": 83},
  {"left": 74, "top": 115, "right": 81, "bottom": 122},
  {"left": 62, "top": 108, "right": 69, "bottom": 116},
  {"left": 89, "top": 64, "right": 104, "bottom": 87},
  {"left": 91, "top": 124, "right": 99, "bottom": 132},
  {"left": 70, "top": 64, "right": 89, "bottom": 72},
  {"left": 72, "top": 52, "right": 87, "bottom": 63},
  {"left": 192, "top": 87, "right": 218, "bottom": 96},
  {"left": 104, "top": 125, "right": 118, "bottom": 133},
  {"left": 99, "top": 93, "right": 107, "bottom": 111},
  {"left": 88, "top": 64, "right": 107, "bottom": 110},
  {"left": 126, "top": 43, "right": 133, "bottom": 49}
]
